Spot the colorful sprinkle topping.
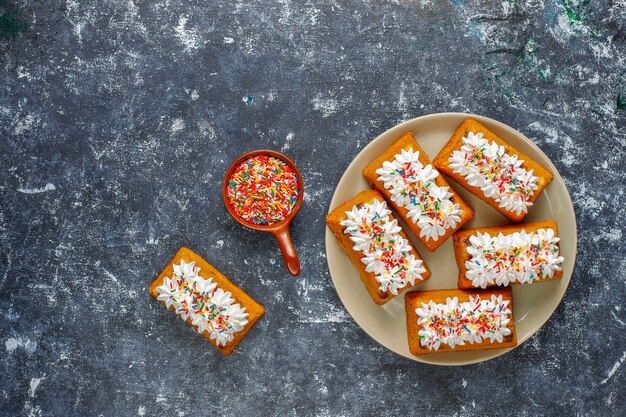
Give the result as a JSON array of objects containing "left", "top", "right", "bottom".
[
  {"left": 465, "top": 228, "right": 564, "bottom": 288},
  {"left": 155, "top": 260, "right": 249, "bottom": 346},
  {"left": 227, "top": 155, "right": 299, "bottom": 225},
  {"left": 416, "top": 294, "right": 512, "bottom": 351},
  {"left": 448, "top": 132, "right": 539, "bottom": 215},
  {"left": 376, "top": 148, "right": 463, "bottom": 241},
  {"left": 340, "top": 199, "right": 427, "bottom": 295}
]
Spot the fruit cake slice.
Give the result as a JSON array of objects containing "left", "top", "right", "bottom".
[
  {"left": 326, "top": 190, "right": 431, "bottom": 305},
  {"left": 453, "top": 220, "right": 564, "bottom": 289},
  {"left": 433, "top": 118, "right": 553, "bottom": 223},
  {"left": 405, "top": 287, "right": 517, "bottom": 355},
  {"left": 363, "top": 132, "right": 474, "bottom": 251},
  {"left": 149, "top": 247, "right": 265, "bottom": 355}
]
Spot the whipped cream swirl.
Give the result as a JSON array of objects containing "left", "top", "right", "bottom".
[
  {"left": 156, "top": 260, "right": 249, "bottom": 346},
  {"left": 465, "top": 228, "right": 564, "bottom": 288},
  {"left": 340, "top": 199, "right": 427, "bottom": 295},
  {"left": 376, "top": 148, "right": 462, "bottom": 241},
  {"left": 416, "top": 294, "right": 512, "bottom": 351},
  {"left": 448, "top": 132, "right": 539, "bottom": 215}
]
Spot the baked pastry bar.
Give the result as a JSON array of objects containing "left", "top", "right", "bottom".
[
  {"left": 362, "top": 132, "right": 474, "bottom": 251},
  {"left": 433, "top": 118, "right": 553, "bottom": 223},
  {"left": 326, "top": 190, "right": 431, "bottom": 305},
  {"left": 405, "top": 287, "right": 517, "bottom": 355},
  {"left": 453, "top": 220, "right": 564, "bottom": 289},
  {"left": 149, "top": 247, "right": 265, "bottom": 355}
]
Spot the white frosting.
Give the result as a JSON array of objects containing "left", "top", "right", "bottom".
[
  {"left": 156, "top": 260, "right": 249, "bottom": 346},
  {"left": 448, "top": 131, "right": 539, "bottom": 215},
  {"left": 416, "top": 294, "right": 512, "bottom": 351},
  {"left": 464, "top": 228, "right": 564, "bottom": 288},
  {"left": 375, "top": 148, "right": 463, "bottom": 241},
  {"left": 340, "top": 199, "right": 427, "bottom": 295}
]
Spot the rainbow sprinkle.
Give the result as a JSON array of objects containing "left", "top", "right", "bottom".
[{"left": 227, "top": 155, "right": 299, "bottom": 225}]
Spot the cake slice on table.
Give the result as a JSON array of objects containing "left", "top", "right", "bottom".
[
  {"left": 453, "top": 220, "right": 564, "bottom": 290},
  {"left": 433, "top": 118, "right": 554, "bottom": 223},
  {"left": 405, "top": 287, "right": 517, "bottom": 355},
  {"left": 326, "top": 190, "right": 431, "bottom": 305},
  {"left": 149, "top": 247, "right": 265, "bottom": 355},
  {"left": 362, "top": 132, "right": 474, "bottom": 252}
]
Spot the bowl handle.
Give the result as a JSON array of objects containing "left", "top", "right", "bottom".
[{"left": 272, "top": 225, "right": 301, "bottom": 276}]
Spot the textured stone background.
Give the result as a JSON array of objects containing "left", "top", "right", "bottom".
[{"left": 1, "top": 0, "right": 625, "bottom": 416}]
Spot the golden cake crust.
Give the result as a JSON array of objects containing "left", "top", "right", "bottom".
[
  {"left": 453, "top": 220, "right": 563, "bottom": 289},
  {"left": 325, "top": 190, "right": 431, "bottom": 305},
  {"left": 405, "top": 287, "right": 517, "bottom": 356},
  {"left": 149, "top": 247, "right": 265, "bottom": 355},
  {"left": 433, "top": 118, "right": 553, "bottom": 223},
  {"left": 362, "top": 132, "right": 474, "bottom": 251}
]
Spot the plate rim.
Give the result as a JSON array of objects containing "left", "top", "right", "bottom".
[{"left": 324, "top": 112, "right": 578, "bottom": 366}]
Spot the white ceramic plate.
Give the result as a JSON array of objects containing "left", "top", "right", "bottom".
[{"left": 325, "top": 113, "right": 577, "bottom": 365}]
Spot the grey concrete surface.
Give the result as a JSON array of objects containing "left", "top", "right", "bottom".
[{"left": 1, "top": 0, "right": 625, "bottom": 415}]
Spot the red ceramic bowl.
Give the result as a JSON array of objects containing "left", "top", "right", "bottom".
[{"left": 223, "top": 150, "right": 304, "bottom": 276}]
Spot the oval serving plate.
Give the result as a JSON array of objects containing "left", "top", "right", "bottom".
[{"left": 325, "top": 112, "right": 577, "bottom": 365}]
